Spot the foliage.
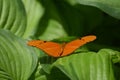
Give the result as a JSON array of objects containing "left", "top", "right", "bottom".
[{"left": 0, "top": 0, "right": 120, "bottom": 80}]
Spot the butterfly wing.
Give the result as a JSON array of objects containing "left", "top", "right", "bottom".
[
  {"left": 61, "top": 35, "right": 96, "bottom": 56},
  {"left": 38, "top": 42, "right": 62, "bottom": 57},
  {"left": 27, "top": 40, "right": 45, "bottom": 46},
  {"left": 27, "top": 40, "right": 62, "bottom": 57},
  {"left": 27, "top": 35, "right": 96, "bottom": 57}
]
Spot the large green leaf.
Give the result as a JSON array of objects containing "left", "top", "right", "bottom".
[
  {"left": 38, "top": 19, "right": 67, "bottom": 40},
  {"left": 66, "top": 0, "right": 120, "bottom": 19},
  {"left": 54, "top": 49, "right": 116, "bottom": 80},
  {"left": 34, "top": 0, "right": 103, "bottom": 40},
  {"left": 0, "top": 0, "right": 26, "bottom": 36},
  {"left": 22, "top": 0, "right": 45, "bottom": 38},
  {"left": 54, "top": 0, "right": 103, "bottom": 36},
  {"left": 29, "top": 63, "right": 47, "bottom": 80},
  {"left": 0, "top": 29, "right": 38, "bottom": 80},
  {"left": 34, "top": 0, "right": 68, "bottom": 40}
]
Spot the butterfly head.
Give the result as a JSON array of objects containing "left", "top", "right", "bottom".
[{"left": 27, "top": 40, "right": 45, "bottom": 46}]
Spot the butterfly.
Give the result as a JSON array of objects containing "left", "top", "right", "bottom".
[{"left": 27, "top": 35, "right": 96, "bottom": 57}]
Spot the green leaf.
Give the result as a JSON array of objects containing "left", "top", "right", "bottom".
[
  {"left": 0, "top": 0, "right": 26, "bottom": 37},
  {"left": 34, "top": 0, "right": 68, "bottom": 40},
  {"left": 35, "top": 0, "right": 103, "bottom": 39},
  {"left": 66, "top": 0, "right": 120, "bottom": 19},
  {"left": 46, "top": 67, "right": 70, "bottom": 80},
  {"left": 53, "top": 1, "right": 85, "bottom": 36},
  {"left": 0, "top": 29, "right": 38, "bottom": 80},
  {"left": 54, "top": 50, "right": 115, "bottom": 80},
  {"left": 97, "top": 49, "right": 120, "bottom": 63},
  {"left": 29, "top": 63, "right": 47, "bottom": 80},
  {"left": 38, "top": 19, "right": 67, "bottom": 40},
  {"left": 22, "top": 0, "right": 45, "bottom": 38},
  {"left": 54, "top": 1, "right": 103, "bottom": 35}
]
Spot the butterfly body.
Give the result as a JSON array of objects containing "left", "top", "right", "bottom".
[{"left": 27, "top": 35, "right": 96, "bottom": 57}]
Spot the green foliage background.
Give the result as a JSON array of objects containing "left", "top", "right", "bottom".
[{"left": 0, "top": 0, "right": 120, "bottom": 80}]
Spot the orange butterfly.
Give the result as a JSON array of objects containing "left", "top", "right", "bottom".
[{"left": 27, "top": 35, "right": 96, "bottom": 57}]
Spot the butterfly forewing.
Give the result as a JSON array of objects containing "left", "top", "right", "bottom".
[
  {"left": 61, "top": 35, "right": 96, "bottom": 56},
  {"left": 61, "top": 39, "right": 86, "bottom": 56},
  {"left": 81, "top": 35, "right": 96, "bottom": 42},
  {"left": 37, "top": 42, "right": 62, "bottom": 57},
  {"left": 27, "top": 40, "right": 45, "bottom": 46},
  {"left": 28, "top": 40, "right": 62, "bottom": 57}
]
